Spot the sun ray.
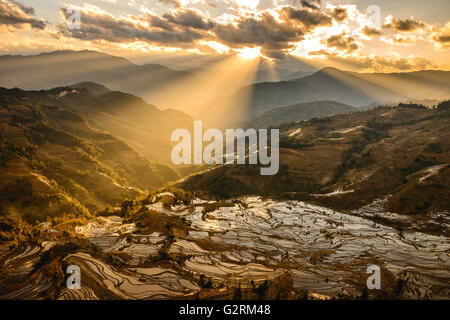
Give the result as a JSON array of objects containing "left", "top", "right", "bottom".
[{"left": 137, "top": 51, "right": 262, "bottom": 128}]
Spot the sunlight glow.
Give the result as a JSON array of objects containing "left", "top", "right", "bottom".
[
  {"left": 140, "top": 52, "right": 263, "bottom": 128},
  {"left": 200, "top": 41, "right": 231, "bottom": 54},
  {"left": 235, "top": 47, "right": 263, "bottom": 60}
]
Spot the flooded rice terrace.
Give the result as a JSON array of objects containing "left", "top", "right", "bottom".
[{"left": 1, "top": 196, "right": 449, "bottom": 299}]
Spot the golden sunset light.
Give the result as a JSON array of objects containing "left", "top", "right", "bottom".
[
  {"left": 0, "top": 0, "right": 449, "bottom": 307},
  {"left": 235, "top": 47, "right": 264, "bottom": 60}
]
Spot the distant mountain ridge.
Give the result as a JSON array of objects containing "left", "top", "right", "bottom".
[
  {"left": 194, "top": 67, "right": 450, "bottom": 127},
  {"left": 0, "top": 86, "right": 192, "bottom": 219},
  {"left": 286, "top": 70, "right": 314, "bottom": 80},
  {"left": 2, "top": 51, "right": 450, "bottom": 129},
  {"left": 0, "top": 85, "right": 194, "bottom": 164},
  {"left": 69, "top": 82, "right": 111, "bottom": 95},
  {"left": 180, "top": 101, "right": 450, "bottom": 235},
  {"left": 0, "top": 50, "right": 196, "bottom": 107},
  {"left": 247, "top": 100, "right": 358, "bottom": 128}
]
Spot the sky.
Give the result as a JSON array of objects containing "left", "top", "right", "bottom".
[{"left": 1, "top": 0, "right": 449, "bottom": 72}]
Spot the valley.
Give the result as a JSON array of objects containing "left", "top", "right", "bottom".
[
  {"left": 0, "top": 53, "right": 448, "bottom": 301},
  {"left": 1, "top": 0, "right": 450, "bottom": 306},
  {"left": 180, "top": 101, "right": 450, "bottom": 236},
  {"left": 0, "top": 86, "right": 195, "bottom": 221},
  {"left": 193, "top": 68, "right": 450, "bottom": 127}
]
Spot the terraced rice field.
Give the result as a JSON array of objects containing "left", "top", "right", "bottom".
[{"left": 1, "top": 197, "right": 449, "bottom": 299}]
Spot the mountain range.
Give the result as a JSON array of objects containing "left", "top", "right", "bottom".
[
  {"left": 3, "top": 51, "right": 450, "bottom": 129},
  {"left": 193, "top": 67, "right": 450, "bottom": 127},
  {"left": 0, "top": 50, "right": 195, "bottom": 108},
  {"left": 0, "top": 50, "right": 449, "bottom": 301},
  {"left": 247, "top": 100, "right": 358, "bottom": 128},
  {"left": 0, "top": 85, "right": 195, "bottom": 220},
  {"left": 180, "top": 101, "right": 450, "bottom": 235}
]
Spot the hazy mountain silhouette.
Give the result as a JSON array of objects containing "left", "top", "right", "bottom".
[
  {"left": 286, "top": 70, "right": 314, "bottom": 80},
  {"left": 2, "top": 51, "right": 449, "bottom": 129},
  {"left": 247, "top": 100, "right": 358, "bottom": 128},
  {"left": 180, "top": 100, "right": 450, "bottom": 235},
  {"left": 194, "top": 67, "right": 450, "bottom": 127},
  {"left": 0, "top": 85, "right": 193, "bottom": 164},
  {"left": 69, "top": 82, "right": 111, "bottom": 95},
  {"left": 0, "top": 86, "right": 193, "bottom": 217},
  {"left": 0, "top": 50, "right": 196, "bottom": 106}
]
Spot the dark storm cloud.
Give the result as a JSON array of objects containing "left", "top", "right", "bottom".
[
  {"left": 326, "top": 33, "right": 358, "bottom": 52},
  {"left": 0, "top": 0, "right": 45, "bottom": 30},
  {"left": 383, "top": 17, "right": 425, "bottom": 32}
]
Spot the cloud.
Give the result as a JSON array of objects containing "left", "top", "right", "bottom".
[
  {"left": 300, "top": 0, "right": 320, "bottom": 10},
  {"left": 390, "top": 35, "right": 414, "bottom": 45},
  {"left": 47, "top": 2, "right": 447, "bottom": 69},
  {"left": 371, "top": 56, "right": 436, "bottom": 71},
  {"left": 281, "top": 6, "right": 332, "bottom": 29},
  {"left": 433, "top": 33, "right": 450, "bottom": 46},
  {"left": 307, "top": 49, "right": 329, "bottom": 56},
  {"left": 214, "top": 11, "right": 303, "bottom": 51},
  {"left": 157, "top": 0, "right": 181, "bottom": 8},
  {"left": 10, "top": 0, "right": 33, "bottom": 14},
  {"left": 362, "top": 26, "right": 382, "bottom": 37},
  {"left": 0, "top": 0, "right": 46, "bottom": 31},
  {"left": 383, "top": 16, "right": 425, "bottom": 32},
  {"left": 330, "top": 7, "right": 347, "bottom": 22},
  {"left": 432, "top": 22, "right": 450, "bottom": 49},
  {"left": 327, "top": 54, "right": 438, "bottom": 72},
  {"left": 326, "top": 33, "right": 358, "bottom": 53},
  {"left": 261, "top": 48, "right": 288, "bottom": 60},
  {"left": 162, "top": 8, "right": 215, "bottom": 30},
  {"left": 213, "top": 7, "right": 333, "bottom": 56},
  {"left": 58, "top": 5, "right": 210, "bottom": 44},
  {"left": 56, "top": 5, "right": 335, "bottom": 58},
  {"left": 379, "top": 15, "right": 430, "bottom": 46}
]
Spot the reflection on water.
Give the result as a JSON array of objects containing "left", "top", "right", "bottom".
[{"left": 1, "top": 197, "right": 449, "bottom": 299}]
